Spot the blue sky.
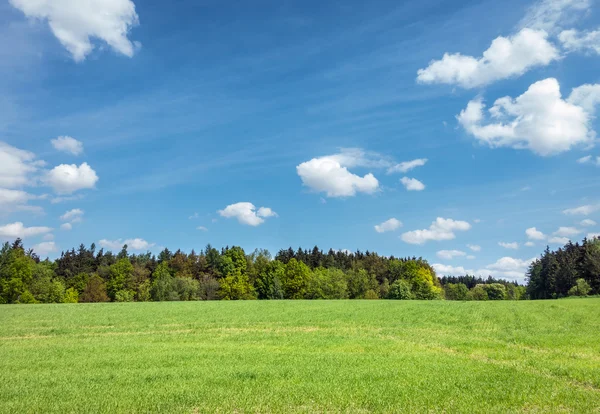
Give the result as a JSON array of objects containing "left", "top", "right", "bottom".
[{"left": 1, "top": 0, "right": 600, "bottom": 281}]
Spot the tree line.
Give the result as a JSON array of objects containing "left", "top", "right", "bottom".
[
  {"left": 526, "top": 237, "right": 600, "bottom": 299},
  {"left": 2, "top": 237, "right": 596, "bottom": 304},
  {"left": 0, "top": 240, "right": 513, "bottom": 304}
]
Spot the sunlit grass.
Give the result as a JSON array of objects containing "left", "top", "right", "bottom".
[{"left": 1, "top": 299, "right": 599, "bottom": 413}]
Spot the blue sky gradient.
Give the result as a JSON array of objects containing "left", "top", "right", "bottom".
[{"left": 1, "top": 0, "right": 600, "bottom": 281}]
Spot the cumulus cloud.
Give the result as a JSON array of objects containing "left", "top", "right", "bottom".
[
  {"left": 499, "top": 242, "right": 519, "bottom": 249},
  {"left": 32, "top": 241, "right": 57, "bottom": 257},
  {"left": 563, "top": 204, "right": 600, "bottom": 215},
  {"left": 0, "top": 222, "right": 52, "bottom": 239},
  {"left": 417, "top": 29, "right": 559, "bottom": 89},
  {"left": 589, "top": 232, "right": 600, "bottom": 239},
  {"left": 44, "top": 162, "right": 98, "bottom": 194},
  {"left": 432, "top": 263, "right": 472, "bottom": 276},
  {"left": 549, "top": 236, "right": 570, "bottom": 244},
  {"left": 387, "top": 158, "right": 428, "bottom": 174},
  {"left": 99, "top": 238, "right": 154, "bottom": 251},
  {"left": 401, "top": 217, "right": 471, "bottom": 245},
  {"left": 0, "top": 189, "right": 42, "bottom": 214},
  {"left": 218, "top": 202, "right": 277, "bottom": 226},
  {"left": 9, "top": 0, "right": 140, "bottom": 62},
  {"left": 374, "top": 218, "right": 402, "bottom": 233},
  {"left": 559, "top": 29, "right": 600, "bottom": 55},
  {"left": 51, "top": 136, "right": 83, "bottom": 155},
  {"left": 576, "top": 155, "right": 600, "bottom": 165},
  {"left": 525, "top": 241, "right": 536, "bottom": 247},
  {"left": 196, "top": 226, "right": 208, "bottom": 231},
  {"left": 526, "top": 227, "right": 546, "bottom": 240},
  {"left": 60, "top": 223, "right": 72, "bottom": 231},
  {"left": 400, "top": 177, "right": 425, "bottom": 191},
  {"left": 60, "top": 208, "right": 84, "bottom": 222},
  {"left": 0, "top": 141, "right": 42, "bottom": 188},
  {"left": 433, "top": 256, "right": 536, "bottom": 281},
  {"left": 553, "top": 226, "right": 581, "bottom": 237},
  {"left": 457, "top": 78, "right": 594, "bottom": 156},
  {"left": 483, "top": 256, "right": 536, "bottom": 281},
  {"left": 436, "top": 250, "right": 467, "bottom": 260},
  {"left": 297, "top": 152, "right": 379, "bottom": 197},
  {"left": 467, "top": 244, "right": 481, "bottom": 252},
  {"left": 567, "top": 83, "right": 600, "bottom": 114},
  {"left": 580, "top": 219, "right": 597, "bottom": 227}
]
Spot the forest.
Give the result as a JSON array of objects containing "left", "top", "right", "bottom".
[{"left": 0, "top": 237, "right": 597, "bottom": 304}]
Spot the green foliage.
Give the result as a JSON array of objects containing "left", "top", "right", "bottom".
[
  {"left": 347, "top": 268, "right": 378, "bottom": 299},
  {"left": 114, "top": 290, "right": 136, "bottom": 302},
  {"left": 107, "top": 259, "right": 134, "bottom": 300},
  {"left": 254, "top": 260, "right": 284, "bottom": 300},
  {"left": 175, "top": 277, "right": 200, "bottom": 301},
  {"left": 468, "top": 285, "right": 489, "bottom": 301},
  {"left": 306, "top": 268, "right": 349, "bottom": 299},
  {"left": 281, "top": 259, "right": 311, "bottom": 299},
  {"left": 568, "top": 278, "right": 591, "bottom": 297},
  {"left": 151, "top": 263, "right": 178, "bottom": 301},
  {"left": 483, "top": 283, "right": 507, "bottom": 300},
  {"left": 444, "top": 283, "right": 469, "bottom": 301},
  {"left": 80, "top": 275, "right": 109, "bottom": 303},
  {"left": 387, "top": 279, "right": 412, "bottom": 300},
  {"left": 16, "top": 290, "right": 37, "bottom": 304},
  {"left": 364, "top": 289, "right": 379, "bottom": 299},
  {"left": 219, "top": 269, "right": 255, "bottom": 300},
  {"left": 63, "top": 288, "right": 79, "bottom": 303}
]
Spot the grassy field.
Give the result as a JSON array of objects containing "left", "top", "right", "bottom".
[{"left": 1, "top": 300, "right": 600, "bottom": 413}]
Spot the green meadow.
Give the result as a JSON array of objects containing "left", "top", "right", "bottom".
[{"left": 1, "top": 299, "right": 599, "bottom": 413}]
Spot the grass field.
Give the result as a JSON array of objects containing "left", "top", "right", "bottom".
[{"left": 1, "top": 300, "right": 600, "bottom": 413}]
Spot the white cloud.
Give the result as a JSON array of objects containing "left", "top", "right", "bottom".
[
  {"left": 297, "top": 152, "right": 379, "bottom": 197},
  {"left": 9, "top": 0, "right": 140, "bottom": 62},
  {"left": 257, "top": 207, "right": 278, "bottom": 218},
  {"left": 401, "top": 217, "right": 471, "bottom": 245},
  {"left": 387, "top": 158, "right": 428, "bottom": 174},
  {"left": 458, "top": 78, "right": 594, "bottom": 156},
  {"left": 434, "top": 256, "right": 536, "bottom": 281},
  {"left": 51, "top": 136, "right": 83, "bottom": 155},
  {"left": 588, "top": 232, "right": 600, "bottom": 239},
  {"left": 525, "top": 241, "right": 536, "bottom": 247},
  {"left": 519, "top": 0, "right": 591, "bottom": 33},
  {"left": 43, "top": 234, "right": 54, "bottom": 241},
  {"left": 60, "top": 223, "right": 72, "bottom": 231},
  {"left": 467, "top": 244, "right": 481, "bottom": 252},
  {"left": 417, "top": 29, "right": 559, "bottom": 89},
  {"left": 553, "top": 226, "right": 581, "bottom": 237},
  {"left": 567, "top": 83, "right": 600, "bottom": 114},
  {"left": 196, "top": 226, "right": 208, "bottom": 232},
  {"left": 99, "top": 238, "right": 154, "bottom": 251},
  {"left": 481, "top": 256, "right": 536, "bottom": 281},
  {"left": 549, "top": 236, "right": 570, "bottom": 244},
  {"left": 218, "top": 202, "right": 277, "bottom": 226},
  {"left": 526, "top": 227, "right": 546, "bottom": 240},
  {"left": 436, "top": 250, "right": 467, "bottom": 260},
  {"left": 60, "top": 208, "right": 84, "bottom": 221},
  {"left": 44, "top": 162, "right": 98, "bottom": 194},
  {"left": 0, "top": 222, "right": 52, "bottom": 239},
  {"left": 467, "top": 255, "right": 476, "bottom": 260},
  {"left": 432, "top": 263, "right": 472, "bottom": 276},
  {"left": 374, "top": 218, "right": 402, "bottom": 233},
  {"left": 499, "top": 242, "right": 519, "bottom": 249},
  {"left": 0, "top": 188, "right": 42, "bottom": 213},
  {"left": 32, "top": 241, "right": 57, "bottom": 257},
  {"left": 577, "top": 155, "right": 600, "bottom": 166},
  {"left": 188, "top": 212, "right": 199, "bottom": 220},
  {"left": 580, "top": 219, "right": 597, "bottom": 227},
  {"left": 0, "top": 141, "right": 42, "bottom": 188},
  {"left": 559, "top": 29, "right": 600, "bottom": 55},
  {"left": 400, "top": 177, "right": 425, "bottom": 191},
  {"left": 563, "top": 204, "right": 600, "bottom": 215}
]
